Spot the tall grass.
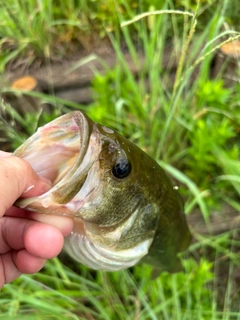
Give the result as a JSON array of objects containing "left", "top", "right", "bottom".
[{"left": 1, "top": 0, "right": 240, "bottom": 319}]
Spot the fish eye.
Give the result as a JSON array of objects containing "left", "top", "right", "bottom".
[{"left": 112, "top": 159, "right": 131, "bottom": 179}]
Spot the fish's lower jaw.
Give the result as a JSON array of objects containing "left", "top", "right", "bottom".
[{"left": 64, "top": 232, "right": 151, "bottom": 271}]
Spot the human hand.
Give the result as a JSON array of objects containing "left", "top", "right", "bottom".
[{"left": 0, "top": 151, "right": 73, "bottom": 288}]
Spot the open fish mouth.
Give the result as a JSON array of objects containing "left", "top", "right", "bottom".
[{"left": 14, "top": 111, "right": 99, "bottom": 216}]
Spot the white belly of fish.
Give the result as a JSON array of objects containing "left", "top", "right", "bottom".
[{"left": 64, "top": 231, "right": 151, "bottom": 271}]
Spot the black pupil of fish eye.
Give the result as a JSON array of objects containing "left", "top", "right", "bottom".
[{"left": 112, "top": 159, "right": 131, "bottom": 179}]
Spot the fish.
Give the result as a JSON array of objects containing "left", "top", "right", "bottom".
[{"left": 14, "top": 111, "right": 191, "bottom": 273}]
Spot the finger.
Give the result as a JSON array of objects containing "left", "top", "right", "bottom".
[
  {"left": 13, "top": 250, "right": 46, "bottom": 274},
  {"left": 0, "top": 251, "right": 46, "bottom": 287},
  {"left": 0, "top": 217, "right": 64, "bottom": 257},
  {"left": 4, "top": 208, "right": 74, "bottom": 237},
  {"left": 0, "top": 151, "right": 11, "bottom": 158},
  {"left": 5, "top": 207, "right": 32, "bottom": 219},
  {"left": 29, "top": 213, "right": 74, "bottom": 237},
  {"left": 0, "top": 251, "right": 21, "bottom": 287},
  {"left": 24, "top": 223, "right": 64, "bottom": 258},
  {"left": 0, "top": 156, "right": 51, "bottom": 217}
]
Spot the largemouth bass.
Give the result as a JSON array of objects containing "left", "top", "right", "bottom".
[{"left": 14, "top": 111, "right": 191, "bottom": 273}]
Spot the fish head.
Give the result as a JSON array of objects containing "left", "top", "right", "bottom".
[{"left": 14, "top": 111, "right": 191, "bottom": 272}]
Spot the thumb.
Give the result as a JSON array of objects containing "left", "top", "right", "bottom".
[{"left": 0, "top": 155, "right": 51, "bottom": 217}]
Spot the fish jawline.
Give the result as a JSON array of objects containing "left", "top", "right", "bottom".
[{"left": 64, "top": 217, "right": 152, "bottom": 271}]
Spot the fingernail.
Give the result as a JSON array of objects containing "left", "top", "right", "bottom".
[
  {"left": 22, "top": 177, "right": 53, "bottom": 197},
  {"left": 23, "top": 185, "right": 35, "bottom": 193}
]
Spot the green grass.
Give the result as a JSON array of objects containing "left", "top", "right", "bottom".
[
  {"left": 1, "top": 0, "right": 240, "bottom": 319},
  {"left": 0, "top": 258, "right": 221, "bottom": 319}
]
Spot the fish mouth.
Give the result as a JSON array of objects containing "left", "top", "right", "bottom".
[{"left": 14, "top": 111, "right": 99, "bottom": 216}]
